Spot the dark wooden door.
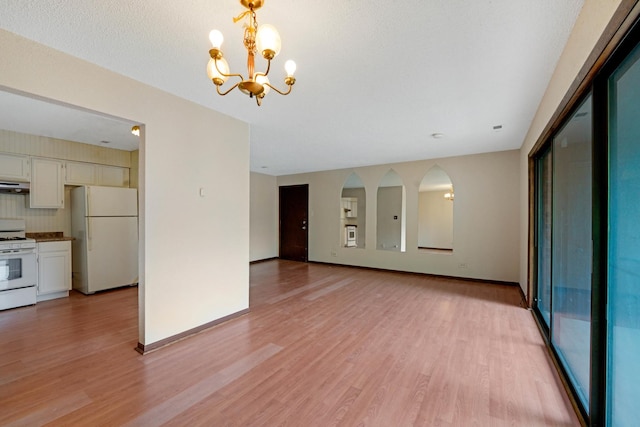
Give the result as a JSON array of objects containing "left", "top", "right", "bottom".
[{"left": 279, "top": 184, "right": 308, "bottom": 262}]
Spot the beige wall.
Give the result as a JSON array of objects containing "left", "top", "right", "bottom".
[
  {"left": 518, "top": 0, "right": 624, "bottom": 294},
  {"left": 418, "top": 190, "right": 454, "bottom": 249},
  {"left": 376, "top": 186, "right": 403, "bottom": 251},
  {"left": 0, "top": 29, "right": 250, "bottom": 346},
  {"left": 278, "top": 149, "right": 520, "bottom": 283},
  {"left": 250, "top": 172, "right": 278, "bottom": 262}
]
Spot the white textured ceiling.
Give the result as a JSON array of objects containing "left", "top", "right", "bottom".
[{"left": 0, "top": 0, "right": 584, "bottom": 175}]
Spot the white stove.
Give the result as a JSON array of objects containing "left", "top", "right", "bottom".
[{"left": 0, "top": 219, "right": 37, "bottom": 310}]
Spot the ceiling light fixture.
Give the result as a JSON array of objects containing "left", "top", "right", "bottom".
[
  {"left": 431, "top": 133, "right": 445, "bottom": 139},
  {"left": 444, "top": 189, "right": 454, "bottom": 201},
  {"left": 207, "top": 0, "right": 296, "bottom": 106},
  {"left": 131, "top": 125, "right": 140, "bottom": 136}
]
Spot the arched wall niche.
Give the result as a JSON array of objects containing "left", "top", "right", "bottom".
[
  {"left": 418, "top": 165, "right": 454, "bottom": 251},
  {"left": 376, "top": 169, "right": 406, "bottom": 252},
  {"left": 340, "top": 172, "right": 366, "bottom": 248}
]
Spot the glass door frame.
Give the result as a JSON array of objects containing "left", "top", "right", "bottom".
[
  {"left": 530, "top": 89, "right": 594, "bottom": 422},
  {"left": 529, "top": 12, "right": 640, "bottom": 426}
]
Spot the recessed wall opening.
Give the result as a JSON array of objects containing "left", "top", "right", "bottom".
[
  {"left": 340, "top": 172, "right": 366, "bottom": 249},
  {"left": 418, "top": 165, "right": 453, "bottom": 253},
  {"left": 376, "top": 169, "right": 405, "bottom": 252}
]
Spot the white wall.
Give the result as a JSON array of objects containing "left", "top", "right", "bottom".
[
  {"left": 518, "top": 0, "right": 624, "bottom": 295},
  {"left": 278, "top": 150, "right": 520, "bottom": 283},
  {"left": 250, "top": 172, "right": 278, "bottom": 261},
  {"left": 0, "top": 29, "right": 250, "bottom": 346}
]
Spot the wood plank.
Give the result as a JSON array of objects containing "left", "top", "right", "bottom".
[{"left": 0, "top": 260, "right": 580, "bottom": 426}]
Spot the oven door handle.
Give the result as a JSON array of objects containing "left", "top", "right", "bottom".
[{"left": 0, "top": 248, "right": 36, "bottom": 256}]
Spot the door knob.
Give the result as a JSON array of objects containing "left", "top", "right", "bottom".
[{"left": 302, "top": 226, "right": 306, "bottom": 230}]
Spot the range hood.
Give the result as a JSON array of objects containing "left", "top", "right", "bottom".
[{"left": 0, "top": 181, "right": 30, "bottom": 194}]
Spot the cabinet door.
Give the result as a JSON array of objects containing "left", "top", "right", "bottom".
[
  {"left": 0, "top": 153, "right": 30, "bottom": 181},
  {"left": 65, "top": 161, "right": 96, "bottom": 185},
  {"left": 29, "top": 158, "right": 64, "bottom": 208},
  {"left": 37, "top": 242, "right": 71, "bottom": 296},
  {"left": 97, "top": 165, "right": 130, "bottom": 187}
]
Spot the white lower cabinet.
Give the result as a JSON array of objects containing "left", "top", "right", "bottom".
[{"left": 37, "top": 241, "right": 72, "bottom": 302}]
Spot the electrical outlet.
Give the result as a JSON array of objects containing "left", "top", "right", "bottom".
[
  {"left": 458, "top": 263, "right": 468, "bottom": 269},
  {"left": 331, "top": 251, "right": 337, "bottom": 257}
]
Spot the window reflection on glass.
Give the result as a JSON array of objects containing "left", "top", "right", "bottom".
[
  {"left": 551, "top": 94, "right": 592, "bottom": 410},
  {"left": 607, "top": 41, "right": 640, "bottom": 427},
  {"left": 417, "top": 165, "right": 453, "bottom": 252}
]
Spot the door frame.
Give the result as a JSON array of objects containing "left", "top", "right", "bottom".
[{"left": 279, "top": 184, "right": 309, "bottom": 262}]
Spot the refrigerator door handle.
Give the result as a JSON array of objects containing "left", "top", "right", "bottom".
[
  {"left": 87, "top": 219, "right": 92, "bottom": 251},
  {"left": 86, "top": 186, "right": 91, "bottom": 217}
]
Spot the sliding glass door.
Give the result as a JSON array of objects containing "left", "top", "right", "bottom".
[
  {"left": 532, "top": 14, "right": 640, "bottom": 426},
  {"left": 607, "top": 39, "right": 640, "bottom": 427},
  {"left": 534, "top": 95, "right": 593, "bottom": 413},
  {"left": 551, "top": 95, "right": 593, "bottom": 410}
]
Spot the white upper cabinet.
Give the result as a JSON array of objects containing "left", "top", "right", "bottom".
[
  {"left": 341, "top": 197, "right": 358, "bottom": 218},
  {"left": 29, "top": 157, "right": 64, "bottom": 208},
  {"left": 0, "top": 153, "right": 30, "bottom": 181},
  {"left": 65, "top": 161, "right": 129, "bottom": 187},
  {"left": 65, "top": 161, "right": 96, "bottom": 185},
  {"left": 97, "top": 165, "right": 130, "bottom": 187}
]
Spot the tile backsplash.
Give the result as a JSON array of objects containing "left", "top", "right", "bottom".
[{"left": 0, "top": 187, "right": 73, "bottom": 235}]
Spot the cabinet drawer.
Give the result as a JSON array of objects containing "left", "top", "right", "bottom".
[
  {"left": 0, "top": 286, "right": 36, "bottom": 310},
  {"left": 38, "top": 241, "right": 71, "bottom": 253}
]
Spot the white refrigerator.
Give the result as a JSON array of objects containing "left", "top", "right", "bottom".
[{"left": 71, "top": 186, "right": 138, "bottom": 294}]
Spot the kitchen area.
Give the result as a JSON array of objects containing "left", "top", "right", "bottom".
[{"left": 0, "top": 116, "right": 139, "bottom": 311}]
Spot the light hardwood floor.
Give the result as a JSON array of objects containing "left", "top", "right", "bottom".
[{"left": 0, "top": 260, "right": 580, "bottom": 426}]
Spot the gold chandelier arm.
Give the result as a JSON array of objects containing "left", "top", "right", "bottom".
[
  {"left": 213, "top": 58, "right": 243, "bottom": 81},
  {"left": 216, "top": 82, "right": 242, "bottom": 96},
  {"left": 254, "top": 59, "right": 271, "bottom": 79},
  {"left": 263, "top": 82, "right": 293, "bottom": 96}
]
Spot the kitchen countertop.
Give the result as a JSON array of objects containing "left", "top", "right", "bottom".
[{"left": 26, "top": 232, "right": 74, "bottom": 242}]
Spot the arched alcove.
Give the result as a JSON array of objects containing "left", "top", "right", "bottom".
[
  {"left": 376, "top": 169, "right": 406, "bottom": 252},
  {"left": 418, "top": 165, "right": 454, "bottom": 251},
  {"left": 340, "top": 172, "right": 366, "bottom": 248}
]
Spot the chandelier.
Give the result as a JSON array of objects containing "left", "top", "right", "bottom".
[
  {"left": 206, "top": 0, "right": 296, "bottom": 106},
  {"left": 444, "top": 189, "right": 455, "bottom": 201}
]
